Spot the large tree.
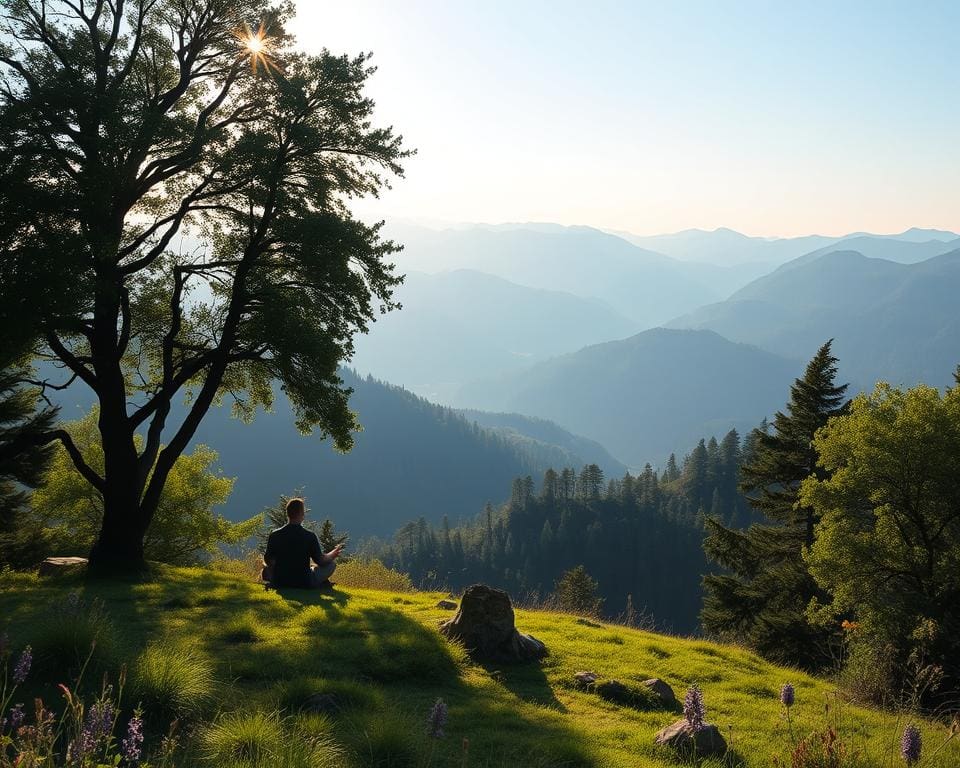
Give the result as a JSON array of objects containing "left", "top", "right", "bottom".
[
  {"left": 801, "top": 382, "right": 960, "bottom": 695},
  {"left": 0, "top": 0, "right": 408, "bottom": 572},
  {"left": 701, "top": 341, "right": 847, "bottom": 668}
]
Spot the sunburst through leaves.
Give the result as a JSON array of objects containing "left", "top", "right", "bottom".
[{"left": 235, "top": 22, "right": 278, "bottom": 74}]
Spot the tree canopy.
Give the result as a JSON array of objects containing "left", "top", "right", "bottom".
[
  {"left": 0, "top": 0, "right": 408, "bottom": 571},
  {"left": 802, "top": 382, "right": 960, "bottom": 696}
]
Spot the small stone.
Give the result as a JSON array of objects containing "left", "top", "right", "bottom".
[
  {"left": 642, "top": 678, "right": 677, "bottom": 705},
  {"left": 302, "top": 693, "right": 340, "bottom": 715},
  {"left": 436, "top": 599, "right": 457, "bottom": 610},
  {"left": 654, "top": 719, "right": 727, "bottom": 757},
  {"left": 38, "top": 557, "right": 88, "bottom": 577},
  {"left": 573, "top": 670, "right": 598, "bottom": 689}
]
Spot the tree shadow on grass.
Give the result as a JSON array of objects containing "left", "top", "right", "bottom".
[
  {"left": 479, "top": 657, "right": 566, "bottom": 710},
  {"left": 271, "top": 584, "right": 350, "bottom": 615}
]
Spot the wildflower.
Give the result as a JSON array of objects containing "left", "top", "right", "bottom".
[
  {"left": 9, "top": 703, "right": 25, "bottom": 731},
  {"left": 12, "top": 645, "right": 32, "bottom": 684},
  {"left": 900, "top": 724, "right": 921, "bottom": 765},
  {"left": 426, "top": 697, "right": 448, "bottom": 739},
  {"left": 780, "top": 682, "right": 795, "bottom": 708},
  {"left": 683, "top": 684, "right": 706, "bottom": 732},
  {"left": 121, "top": 713, "right": 144, "bottom": 765}
]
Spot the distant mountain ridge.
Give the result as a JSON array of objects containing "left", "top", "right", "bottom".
[
  {"left": 610, "top": 226, "right": 959, "bottom": 267},
  {"left": 458, "top": 328, "right": 801, "bottom": 467},
  {"left": 349, "top": 269, "right": 638, "bottom": 404},
  {"left": 669, "top": 247, "right": 960, "bottom": 391},
  {"left": 383, "top": 222, "right": 723, "bottom": 327}
]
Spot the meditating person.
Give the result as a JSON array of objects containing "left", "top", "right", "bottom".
[{"left": 261, "top": 497, "right": 344, "bottom": 588}]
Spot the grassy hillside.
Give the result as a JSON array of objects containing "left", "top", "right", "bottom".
[{"left": 1, "top": 566, "right": 957, "bottom": 767}]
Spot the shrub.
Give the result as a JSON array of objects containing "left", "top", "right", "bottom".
[
  {"left": 131, "top": 641, "right": 214, "bottom": 718},
  {"left": 334, "top": 559, "right": 414, "bottom": 592}
]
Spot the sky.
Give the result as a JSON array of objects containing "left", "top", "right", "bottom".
[{"left": 293, "top": 1, "right": 960, "bottom": 238}]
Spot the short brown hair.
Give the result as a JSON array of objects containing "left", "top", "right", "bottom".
[{"left": 285, "top": 497, "right": 306, "bottom": 519}]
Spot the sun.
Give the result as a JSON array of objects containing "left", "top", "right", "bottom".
[{"left": 235, "top": 22, "right": 277, "bottom": 74}]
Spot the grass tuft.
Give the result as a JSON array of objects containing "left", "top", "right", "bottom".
[
  {"left": 132, "top": 641, "right": 215, "bottom": 718},
  {"left": 201, "top": 710, "right": 344, "bottom": 768},
  {"left": 28, "top": 590, "right": 122, "bottom": 681}
]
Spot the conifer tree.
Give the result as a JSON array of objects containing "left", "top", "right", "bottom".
[
  {"left": 0, "top": 361, "right": 59, "bottom": 566},
  {"left": 701, "top": 341, "right": 848, "bottom": 668}
]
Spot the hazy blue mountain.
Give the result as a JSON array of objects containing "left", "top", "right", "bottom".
[
  {"left": 457, "top": 409, "right": 628, "bottom": 476},
  {"left": 612, "top": 226, "right": 958, "bottom": 268},
  {"left": 457, "top": 328, "right": 801, "bottom": 467},
  {"left": 349, "top": 269, "right": 638, "bottom": 403},
  {"left": 384, "top": 222, "right": 722, "bottom": 327},
  {"left": 669, "top": 248, "right": 960, "bottom": 391},
  {"left": 48, "top": 369, "right": 624, "bottom": 538},
  {"left": 776, "top": 235, "right": 959, "bottom": 270},
  {"left": 615, "top": 227, "right": 837, "bottom": 266}
]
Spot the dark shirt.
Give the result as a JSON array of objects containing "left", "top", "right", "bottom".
[{"left": 264, "top": 523, "right": 323, "bottom": 588}]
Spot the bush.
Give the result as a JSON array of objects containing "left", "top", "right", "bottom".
[
  {"left": 334, "top": 559, "right": 413, "bottom": 592},
  {"left": 131, "top": 641, "right": 214, "bottom": 718}
]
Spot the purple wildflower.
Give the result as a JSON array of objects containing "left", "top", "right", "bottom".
[
  {"left": 12, "top": 645, "right": 31, "bottom": 685},
  {"left": 683, "top": 684, "right": 706, "bottom": 732},
  {"left": 900, "top": 724, "right": 921, "bottom": 765},
  {"left": 9, "top": 703, "right": 25, "bottom": 731},
  {"left": 780, "top": 682, "right": 795, "bottom": 708},
  {"left": 121, "top": 714, "right": 144, "bottom": 765},
  {"left": 71, "top": 697, "right": 117, "bottom": 760},
  {"left": 426, "top": 697, "right": 448, "bottom": 739}
]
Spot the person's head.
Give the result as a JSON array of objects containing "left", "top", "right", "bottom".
[{"left": 285, "top": 497, "right": 306, "bottom": 523}]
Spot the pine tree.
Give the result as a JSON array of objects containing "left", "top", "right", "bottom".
[
  {"left": 318, "top": 519, "right": 350, "bottom": 562},
  {"left": 701, "top": 341, "right": 848, "bottom": 669},
  {"left": 0, "top": 361, "right": 59, "bottom": 567}
]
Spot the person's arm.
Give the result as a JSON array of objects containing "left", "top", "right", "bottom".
[
  {"left": 310, "top": 533, "right": 345, "bottom": 565},
  {"left": 263, "top": 533, "right": 276, "bottom": 567}
]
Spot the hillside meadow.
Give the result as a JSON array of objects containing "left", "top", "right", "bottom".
[{"left": 1, "top": 565, "right": 957, "bottom": 767}]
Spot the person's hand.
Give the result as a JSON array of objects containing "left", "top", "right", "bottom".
[{"left": 328, "top": 544, "right": 345, "bottom": 560}]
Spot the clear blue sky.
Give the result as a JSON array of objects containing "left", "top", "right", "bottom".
[{"left": 294, "top": 1, "right": 960, "bottom": 237}]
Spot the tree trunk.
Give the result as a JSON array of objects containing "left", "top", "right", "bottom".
[{"left": 88, "top": 492, "right": 147, "bottom": 576}]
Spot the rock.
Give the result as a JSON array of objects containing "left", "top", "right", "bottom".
[
  {"left": 38, "top": 557, "right": 88, "bottom": 577},
  {"left": 573, "top": 670, "right": 598, "bottom": 690},
  {"left": 436, "top": 599, "right": 458, "bottom": 610},
  {"left": 654, "top": 719, "right": 727, "bottom": 757},
  {"left": 642, "top": 678, "right": 677, "bottom": 706},
  {"left": 439, "top": 584, "right": 547, "bottom": 662},
  {"left": 302, "top": 693, "right": 340, "bottom": 715},
  {"left": 595, "top": 679, "right": 634, "bottom": 705}
]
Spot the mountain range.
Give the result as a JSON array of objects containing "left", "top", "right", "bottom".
[{"left": 459, "top": 328, "right": 801, "bottom": 467}]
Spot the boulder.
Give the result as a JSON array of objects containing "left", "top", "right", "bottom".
[
  {"left": 38, "top": 557, "right": 88, "bottom": 577},
  {"left": 573, "top": 670, "right": 598, "bottom": 690},
  {"left": 654, "top": 719, "right": 727, "bottom": 757},
  {"left": 642, "top": 678, "right": 677, "bottom": 706},
  {"left": 436, "top": 599, "right": 458, "bottom": 610},
  {"left": 439, "top": 584, "right": 547, "bottom": 662}
]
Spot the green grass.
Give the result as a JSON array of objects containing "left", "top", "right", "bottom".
[{"left": 1, "top": 565, "right": 958, "bottom": 767}]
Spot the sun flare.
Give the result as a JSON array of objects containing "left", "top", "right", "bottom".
[{"left": 235, "top": 22, "right": 277, "bottom": 74}]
